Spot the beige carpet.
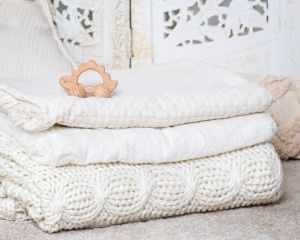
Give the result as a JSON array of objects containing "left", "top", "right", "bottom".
[{"left": 1, "top": 161, "right": 299, "bottom": 240}]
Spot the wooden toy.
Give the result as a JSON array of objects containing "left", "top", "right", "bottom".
[{"left": 59, "top": 60, "right": 118, "bottom": 98}]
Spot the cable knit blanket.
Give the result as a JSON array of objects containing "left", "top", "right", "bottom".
[
  {"left": 0, "top": 61, "right": 271, "bottom": 131},
  {"left": 0, "top": 113, "right": 276, "bottom": 166},
  {"left": 0, "top": 133, "right": 283, "bottom": 232}
]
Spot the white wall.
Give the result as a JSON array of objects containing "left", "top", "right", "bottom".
[{"left": 276, "top": 0, "right": 300, "bottom": 76}]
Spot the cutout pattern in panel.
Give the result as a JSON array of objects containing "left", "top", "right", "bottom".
[
  {"left": 48, "top": 0, "right": 130, "bottom": 68},
  {"left": 160, "top": 0, "right": 269, "bottom": 47},
  {"left": 49, "top": 0, "right": 102, "bottom": 61}
]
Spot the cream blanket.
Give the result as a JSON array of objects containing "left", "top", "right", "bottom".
[
  {"left": 243, "top": 74, "right": 300, "bottom": 159},
  {"left": 259, "top": 76, "right": 300, "bottom": 159},
  {"left": 0, "top": 113, "right": 276, "bottom": 166},
  {"left": 0, "top": 133, "right": 283, "bottom": 232},
  {"left": 0, "top": 61, "right": 271, "bottom": 131}
]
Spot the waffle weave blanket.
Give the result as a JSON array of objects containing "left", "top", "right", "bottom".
[
  {"left": 0, "top": 134, "right": 283, "bottom": 233},
  {"left": 0, "top": 61, "right": 271, "bottom": 131}
]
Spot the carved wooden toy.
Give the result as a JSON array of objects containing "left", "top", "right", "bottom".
[{"left": 59, "top": 60, "right": 118, "bottom": 98}]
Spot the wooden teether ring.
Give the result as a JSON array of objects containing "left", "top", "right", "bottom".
[
  {"left": 59, "top": 60, "right": 118, "bottom": 98},
  {"left": 94, "top": 84, "right": 111, "bottom": 98},
  {"left": 70, "top": 84, "right": 86, "bottom": 98}
]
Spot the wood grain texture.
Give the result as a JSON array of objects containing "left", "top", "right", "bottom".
[{"left": 59, "top": 60, "right": 118, "bottom": 98}]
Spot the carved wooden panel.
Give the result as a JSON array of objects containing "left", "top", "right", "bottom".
[
  {"left": 131, "top": 0, "right": 293, "bottom": 75},
  {"left": 151, "top": 0, "right": 272, "bottom": 63},
  {"left": 159, "top": 0, "right": 269, "bottom": 47},
  {"left": 131, "top": 0, "right": 153, "bottom": 67},
  {"left": 47, "top": 0, "right": 299, "bottom": 75},
  {"left": 48, "top": 0, "right": 130, "bottom": 69}
]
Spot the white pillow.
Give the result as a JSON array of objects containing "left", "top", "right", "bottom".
[{"left": 0, "top": 0, "right": 75, "bottom": 78}]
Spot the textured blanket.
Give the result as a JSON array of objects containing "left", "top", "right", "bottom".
[
  {"left": 258, "top": 76, "right": 300, "bottom": 159},
  {"left": 0, "top": 133, "right": 283, "bottom": 232},
  {"left": 0, "top": 113, "right": 276, "bottom": 166},
  {"left": 243, "top": 74, "right": 300, "bottom": 159},
  {"left": 0, "top": 61, "right": 271, "bottom": 131}
]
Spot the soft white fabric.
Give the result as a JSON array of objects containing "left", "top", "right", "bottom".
[
  {"left": 0, "top": 0, "right": 73, "bottom": 78},
  {"left": 0, "top": 134, "right": 283, "bottom": 233},
  {"left": 0, "top": 112, "right": 276, "bottom": 166},
  {"left": 0, "top": 60, "right": 272, "bottom": 131}
]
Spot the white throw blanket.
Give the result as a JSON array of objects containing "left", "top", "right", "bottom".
[
  {"left": 0, "top": 133, "right": 283, "bottom": 233},
  {"left": 0, "top": 112, "right": 276, "bottom": 166},
  {"left": 0, "top": 61, "right": 272, "bottom": 131},
  {"left": 0, "top": 61, "right": 282, "bottom": 233}
]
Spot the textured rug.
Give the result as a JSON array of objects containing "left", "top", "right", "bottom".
[{"left": 0, "top": 160, "right": 299, "bottom": 240}]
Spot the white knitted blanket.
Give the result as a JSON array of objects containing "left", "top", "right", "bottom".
[
  {"left": 0, "top": 134, "right": 283, "bottom": 232},
  {"left": 0, "top": 112, "right": 276, "bottom": 166},
  {"left": 0, "top": 61, "right": 272, "bottom": 131}
]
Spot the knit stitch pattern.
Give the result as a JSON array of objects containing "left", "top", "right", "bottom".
[{"left": 0, "top": 135, "right": 283, "bottom": 233}]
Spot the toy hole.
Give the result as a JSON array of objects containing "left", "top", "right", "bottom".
[{"left": 78, "top": 69, "right": 103, "bottom": 86}]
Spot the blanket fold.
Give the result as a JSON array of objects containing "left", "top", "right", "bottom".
[
  {"left": 0, "top": 112, "right": 276, "bottom": 166},
  {"left": 0, "top": 61, "right": 272, "bottom": 131},
  {"left": 0, "top": 133, "right": 283, "bottom": 232}
]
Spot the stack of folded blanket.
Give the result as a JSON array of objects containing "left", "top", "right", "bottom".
[{"left": 0, "top": 61, "right": 283, "bottom": 233}]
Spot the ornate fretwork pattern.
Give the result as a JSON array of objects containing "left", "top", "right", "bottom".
[
  {"left": 161, "top": 0, "right": 269, "bottom": 47},
  {"left": 48, "top": 0, "right": 130, "bottom": 68},
  {"left": 48, "top": 0, "right": 100, "bottom": 61}
]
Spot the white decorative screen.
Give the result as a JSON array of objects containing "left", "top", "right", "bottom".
[
  {"left": 48, "top": 0, "right": 130, "bottom": 68},
  {"left": 151, "top": 0, "right": 277, "bottom": 72},
  {"left": 47, "top": 0, "right": 300, "bottom": 75},
  {"left": 160, "top": 0, "right": 268, "bottom": 46}
]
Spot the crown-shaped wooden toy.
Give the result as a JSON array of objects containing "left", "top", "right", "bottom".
[{"left": 59, "top": 60, "right": 118, "bottom": 98}]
